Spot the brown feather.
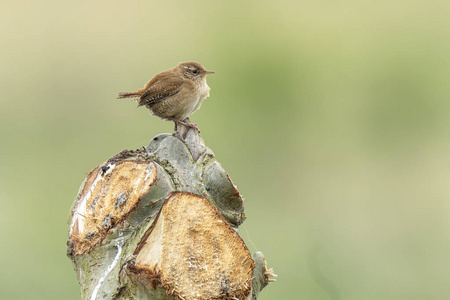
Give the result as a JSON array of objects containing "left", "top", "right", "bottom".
[
  {"left": 139, "top": 71, "right": 183, "bottom": 107},
  {"left": 117, "top": 91, "right": 142, "bottom": 99}
]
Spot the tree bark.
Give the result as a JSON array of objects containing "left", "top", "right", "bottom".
[{"left": 67, "top": 123, "right": 275, "bottom": 300}]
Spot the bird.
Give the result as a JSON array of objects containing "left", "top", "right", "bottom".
[{"left": 117, "top": 61, "right": 214, "bottom": 135}]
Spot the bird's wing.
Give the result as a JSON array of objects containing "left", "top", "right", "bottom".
[{"left": 139, "top": 72, "right": 183, "bottom": 107}]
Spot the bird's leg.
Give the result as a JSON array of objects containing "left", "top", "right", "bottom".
[
  {"left": 177, "top": 118, "right": 201, "bottom": 133},
  {"left": 174, "top": 118, "right": 200, "bottom": 139}
]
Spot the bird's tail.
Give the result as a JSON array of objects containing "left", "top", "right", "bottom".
[{"left": 117, "top": 91, "right": 141, "bottom": 99}]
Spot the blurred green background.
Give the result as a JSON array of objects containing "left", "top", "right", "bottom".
[{"left": 1, "top": 0, "right": 450, "bottom": 299}]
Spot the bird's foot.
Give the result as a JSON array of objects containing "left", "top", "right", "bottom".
[
  {"left": 179, "top": 121, "right": 200, "bottom": 132},
  {"left": 176, "top": 119, "right": 201, "bottom": 139}
]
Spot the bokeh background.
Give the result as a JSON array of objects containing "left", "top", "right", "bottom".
[{"left": 1, "top": 1, "right": 450, "bottom": 299}]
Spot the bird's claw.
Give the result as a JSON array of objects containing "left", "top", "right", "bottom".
[{"left": 175, "top": 120, "right": 201, "bottom": 139}]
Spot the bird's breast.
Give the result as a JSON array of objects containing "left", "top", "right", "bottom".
[
  {"left": 190, "top": 79, "right": 210, "bottom": 113},
  {"left": 197, "top": 79, "right": 210, "bottom": 101}
]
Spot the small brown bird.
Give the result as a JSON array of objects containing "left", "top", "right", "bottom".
[{"left": 117, "top": 61, "right": 214, "bottom": 133}]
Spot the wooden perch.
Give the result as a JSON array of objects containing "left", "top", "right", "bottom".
[{"left": 67, "top": 124, "right": 275, "bottom": 299}]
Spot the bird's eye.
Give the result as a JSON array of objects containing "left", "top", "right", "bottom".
[{"left": 192, "top": 69, "right": 198, "bottom": 74}]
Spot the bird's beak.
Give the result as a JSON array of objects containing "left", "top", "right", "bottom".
[{"left": 204, "top": 70, "right": 215, "bottom": 74}]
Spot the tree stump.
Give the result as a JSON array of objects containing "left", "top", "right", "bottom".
[{"left": 67, "top": 124, "right": 275, "bottom": 300}]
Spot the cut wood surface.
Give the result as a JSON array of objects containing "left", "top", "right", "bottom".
[{"left": 132, "top": 192, "right": 254, "bottom": 300}]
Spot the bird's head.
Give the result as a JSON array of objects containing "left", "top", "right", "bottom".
[{"left": 178, "top": 62, "right": 215, "bottom": 80}]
